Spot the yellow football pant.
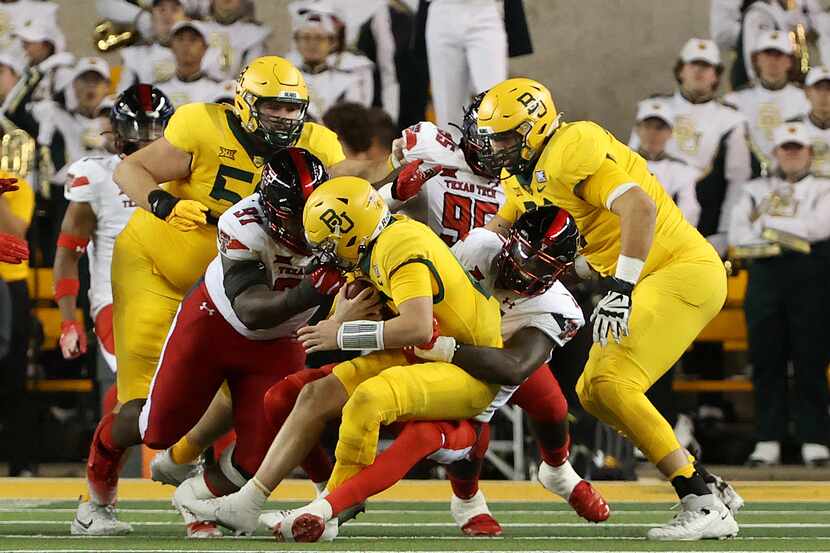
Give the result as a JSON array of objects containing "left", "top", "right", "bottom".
[
  {"left": 328, "top": 350, "right": 500, "bottom": 489},
  {"left": 576, "top": 246, "right": 726, "bottom": 465},
  {"left": 112, "top": 211, "right": 217, "bottom": 403}
]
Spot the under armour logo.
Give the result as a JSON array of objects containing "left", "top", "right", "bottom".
[{"left": 199, "top": 302, "right": 215, "bottom": 316}]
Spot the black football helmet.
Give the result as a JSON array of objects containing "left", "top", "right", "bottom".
[
  {"left": 111, "top": 83, "right": 175, "bottom": 155},
  {"left": 457, "top": 91, "right": 497, "bottom": 179},
  {"left": 258, "top": 148, "right": 329, "bottom": 254},
  {"left": 494, "top": 205, "right": 579, "bottom": 297}
]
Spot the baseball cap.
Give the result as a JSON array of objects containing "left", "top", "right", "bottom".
[
  {"left": 72, "top": 57, "right": 110, "bottom": 81},
  {"left": 679, "top": 38, "right": 720, "bottom": 66},
  {"left": 289, "top": 0, "right": 339, "bottom": 35},
  {"left": 753, "top": 29, "right": 794, "bottom": 55},
  {"left": 773, "top": 123, "right": 810, "bottom": 148},
  {"left": 636, "top": 98, "right": 674, "bottom": 127},
  {"left": 169, "top": 19, "right": 208, "bottom": 40},
  {"left": 15, "top": 18, "right": 66, "bottom": 52},
  {"left": 806, "top": 65, "right": 830, "bottom": 87}
]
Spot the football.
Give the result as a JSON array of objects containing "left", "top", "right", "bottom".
[{"left": 344, "top": 278, "right": 373, "bottom": 299}]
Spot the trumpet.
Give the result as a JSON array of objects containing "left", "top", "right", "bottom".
[{"left": 94, "top": 19, "right": 139, "bottom": 52}]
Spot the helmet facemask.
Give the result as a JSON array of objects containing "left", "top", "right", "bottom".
[
  {"left": 240, "top": 92, "right": 308, "bottom": 148},
  {"left": 494, "top": 232, "right": 571, "bottom": 297},
  {"left": 478, "top": 126, "right": 530, "bottom": 178},
  {"left": 454, "top": 92, "right": 499, "bottom": 180},
  {"left": 113, "top": 118, "right": 167, "bottom": 155}
]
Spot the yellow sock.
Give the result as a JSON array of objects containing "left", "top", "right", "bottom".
[
  {"left": 668, "top": 462, "right": 695, "bottom": 481},
  {"left": 169, "top": 436, "right": 203, "bottom": 465},
  {"left": 326, "top": 462, "right": 362, "bottom": 492},
  {"left": 687, "top": 453, "right": 696, "bottom": 465}
]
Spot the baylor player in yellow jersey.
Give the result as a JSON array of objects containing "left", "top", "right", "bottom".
[
  {"left": 472, "top": 79, "right": 741, "bottom": 541},
  {"left": 178, "top": 176, "right": 504, "bottom": 535}
]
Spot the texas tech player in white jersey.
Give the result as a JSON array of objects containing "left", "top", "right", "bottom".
[
  {"left": 389, "top": 121, "right": 505, "bottom": 245},
  {"left": 451, "top": 227, "right": 584, "bottom": 423},
  {"left": 64, "top": 155, "right": 136, "bottom": 370},
  {"left": 203, "top": 193, "right": 317, "bottom": 340}
]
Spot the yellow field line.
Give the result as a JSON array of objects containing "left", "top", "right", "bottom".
[{"left": 0, "top": 478, "right": 829, "bottom": 502}]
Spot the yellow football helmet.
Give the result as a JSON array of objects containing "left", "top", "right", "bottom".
[
  {"left": 303, "top": 176, "right": 390, "bottom": 270},
  {"left": 476, "top": 78, "right": 561, "bottom": 175},
  {"left": 235, "top": 56, "right": 309, "bottom": 148}
]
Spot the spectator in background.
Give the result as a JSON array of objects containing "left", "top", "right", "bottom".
[
  {"left": 287, "top": 1, "right": 374, "bottom": 120},
  {"left": 366, "top": 106, "right": 396, "bottom": 160},
  {"left": 201, "top": 0, "right": 271, "bottom": 81},
  {"left": 322, "top": 101, "right": 374, "bottom": 159},
  {"left": 156, "top": 20, "right": 228, "bottom": 108},
  {"left": 425, "top": 0, "right": 507, "bottom": 136},
  {"left": 728, "top": 123, "right": 830, "bottom": 467},
  {"left": 116, "top": 0, "right": 185, "bottom": 93},
  {"left": 0, "top": 0, "right": 59, "bottom": 54},
  {"left": 633, "top": 98, "right": 701, "bottom": 226},
  {"left": 0, "top": 51, "right": 39, "bottom": 138},
  {"left": 356, "top": 0, "right": 428, "bottom": 130},
  {"left": 631, "top": 38, "right": 751, "bottom": 257},
  {"left": 710, "top": 0, "right": 743, "bottom": 54},
  {"left": 0, "top": 169, "right": 35, "bottom": 476},
  {"left": 14, "top": 18, "right": 74, "bottom": 104},
  {"left": 789, "top": 66, "right": 830, "bottom": 177},
  {"left": 724, "top": 30, "right": 809, "bottom": 171}
]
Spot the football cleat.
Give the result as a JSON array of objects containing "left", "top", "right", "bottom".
[
  {"left": 70, "top": 498, "right": 133, "bottom": 536},
  {"left": 701, "top": 470, "right": 744, "bottom": 515},
  {"left": 568, "top": 480, "right": 611, "bottom": 522},
  {"left": 150, "top": 448, "right": 200, "bottom": 487},
  {"left": 647, "top": 494, "right": 738, "bottom": 541},
  {"left": 259, "top": 509, "right": 291, "bottom": 531},
  {"left": 802, "top": 443, "right": 830, "bottom": 467},
  {"left": 185, "top": 521, "right": 223, "bottom": 539},
  {"left": 747, "top": 441, "right": 780, "bottom": 466},
  {"left": 450, "top": 490, "right": 502, "bottom": 536},
  {"left": 337, "top": 502, "right": 366, "bottom": 526},
  {"left": 179, "top": 484, "right": 263, "bottom": 535},
  {"left": 275, "top": 509, "right": 338, "bottom": 542},
  {"left": 172, "top": 475, "right": 222, "bottom": 538}
]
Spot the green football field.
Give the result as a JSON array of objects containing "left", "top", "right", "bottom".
[{"left": 1, "top": 499, "right": 829, "bottom": 552}]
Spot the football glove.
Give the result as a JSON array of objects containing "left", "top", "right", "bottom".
[
  {"left": 148, "top": 189, "right": 208, "bottom": 231},
  {"left": 0, "top": 177, "right": 19, "bottom": 195},
  {"left": 391, "top": 160, "right": 443, "bottom": 201},
  {"left": 591, "top": 277, "right": 634, "bottom": 347},
  {"left": 309, "top": 264, "right": 346, "bottom": 296},
  {"left": 59, "top": 320, "right": 88, "bottom": 359},
  {"left": 0, "top": 232, "right": 28, "bottom": 264},
  {"left": 405, "top": 318, "right": 451, "bottom": 363}
]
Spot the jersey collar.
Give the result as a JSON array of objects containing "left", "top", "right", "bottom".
[{"left": 225, "top": 110, "right": 271, "bottom": 166}]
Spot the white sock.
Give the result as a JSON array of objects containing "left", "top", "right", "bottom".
[
  {"left": 242, "top": 478, "right": 270, "bottom": 510},
  {"left": 313, "top": 480, "right": 329, "bottom": 498},
  {"left": 306, "top": 498, "right": 333, "bottom": 521},
  {"left": 539, "top": 460, "right": 582, "bottom": 499},
  {"left": 192, "top": 474, "right": 217, "bottom": 500}
]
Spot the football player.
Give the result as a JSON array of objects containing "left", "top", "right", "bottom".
[
  {"left": 0, "top": 178, "right": 29, "bottom": 264},
  {"left": 78, "top": 56, "right": 391, "bottom": 535},
  {"left": 269, "top": 206, "right": 609, "bottom": 542},
  {"left": 181, "top": 176, "right": 504, "bottom": 533},
  {"left": 140, "top": 149, "right": 349, "bottom": 538},
  {"left": 473, "top": 78, "right": 741, "bottom": 540}
]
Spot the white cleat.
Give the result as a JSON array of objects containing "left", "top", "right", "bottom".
[
  {"left": 180, "top": 487, "right": 262, "bottom": 535},
  {"left": 450, "top": 490, "right": 502, "bottom": 536},
  {"left": 172, "top": 476, "right": 222, "bottom": 538},
  {"left": 647, "top": 494, "right": 738, "bottom": 541},
  {"left": 747, "top": 441, "right": 781, "bottom": 466},
  {"left": 706, "top": 472, "right": 745, "bottom": 516},
  {"left": 259, "top": 510, "right": 291, "bottom": 531},
  {"left": 70, "top": 499, "right": 133, "bottom": 536},
  {"left": 275, "top": 504, "right": 338, "bottom": 542},
  {"left": 150, "top": 448, "right": 199, "bottom": 487},
  {"left": 802, "top": 443, "right": 830, "bottom": 467}
]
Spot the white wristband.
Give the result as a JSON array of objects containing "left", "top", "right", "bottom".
[
  {"left": 614, "top": 255, "right": 644, "bottom": 285},
  {"left": 378, "top": 182, "right": 404, "bottom": 210},
  {"left": 337, "top": 320, "right": 385, "bottom": 351},
  {"left": 388, "top": 152, "right": 402, "bottom": 169}
]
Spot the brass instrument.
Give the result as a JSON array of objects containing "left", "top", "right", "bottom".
[
  {"left": 0, "top": 128, "right": 35, "bottom": 180},
  {"left": 94, "top": 20, "right": 138, "bottom": 52}
]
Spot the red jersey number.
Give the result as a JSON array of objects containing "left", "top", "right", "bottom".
[{"left": 440, "top": 192, "right": 499, "bottom": 245}]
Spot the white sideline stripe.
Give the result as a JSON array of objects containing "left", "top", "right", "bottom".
[
  {"left": 2, "top": 550, "right": 829, "bottom": 553},
  {"left": 3, "top": 520, "right": 830, "bottom": 528},
  {"left": 1, "top": 535, "right": 828, "bottom": 542}
]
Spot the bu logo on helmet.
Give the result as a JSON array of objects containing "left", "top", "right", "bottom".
[
  {"left": 516, "top": 92, "right": 547, "bottom": 117},
  {"left": 319, "top": 208, "right": 355, "bottom": 234}
]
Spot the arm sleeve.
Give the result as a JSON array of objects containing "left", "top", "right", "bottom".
[
  {"left": 764, "top": 186, "right": 830, "bottom": 242},
  {"left": 388, "top": 261, "right": 435, "bottom": 306},
  {"left": 307, "top": 124, "right": 347, "bottom": 167}
]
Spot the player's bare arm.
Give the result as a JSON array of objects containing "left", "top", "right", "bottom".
[
  {"left": 484, "top": 213, "right": 512, "bottom": 236},
  {"left": 113, "top": 138, "right": 192, "bottom": 211},
  {"left": 435, "top": 327, "right": 556, "bottom": 386},
  {"left": 607, "top": 186, "right": 657, "bottom": 263},
  {"left": 0, "top": 196, "right": 27, "bottom": 237},
  {"left": 298, "top": 295, "right": 434, "bottom": 353}
]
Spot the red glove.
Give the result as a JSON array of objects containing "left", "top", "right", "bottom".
[
  {"left": 0, "top": 178, "right": 19, "bottom": 195},
  {"left": 59, "top": 320, "right": 88, "bottom": 359},
  {"left": 310, "top": 264, "right": 346, "bottom": 296},
  {"left": 0, "top": 232, "right": 29, "bottom": 264},
  {"left": 403, "top": 317, "right": 441, "bottom": 363},
  {"left": 392, "top": 160, "right": 443, "bottom": 201}
]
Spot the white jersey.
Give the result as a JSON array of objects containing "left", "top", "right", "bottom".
[
  {"left": 200, "top": 19, "right": 270, "bottom": 82},
  {"left": 723, "top": 83, "right": 810, "bottom": 163},
  {"left": 117, "top": 43, "right": 176, "bottom": 93},
  {"left": 204, "top": 194, "right": 317, "bottom": 341},
  {"left": 63, "top": 154, "right": 136, "bottom": 319},
  {"left": 286, "top": 50, "right": 374, "bottom": 120},
  {"left": 398, "top": 121, "right": 505, "bottom": 245},
  {"left": 789, "top": 114, "right": 830, "bottom": 177},
  {"left": 156, "top": 74, "right": 233, "bottom": 108},
  {"left": 0, "top": 0, "right": 59, "bottom": 53},
  {"left": 728, "top": 173, "right": 830, "bottom": 248},
  {"left": 450, "top": 227, "right": 585, "bottom": 424},
  {"left": 31, "top": 100, "right": 111, "bottom": 183},
  {"left": 644, "top": 153, "right": 702, "bottom": 227}
]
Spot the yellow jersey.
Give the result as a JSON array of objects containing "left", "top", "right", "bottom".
[
  {"left": 356, "top": 215, "right": 502, "bottom": 348},
  {"left": 0, "top": 173, "right": 33, "bottom": 282},
  {"left": 497, "top": 121, "right": 707, "bottom": 277},
  {"left": 163, "top": 102, "right": 346, "bottom": 219}
]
